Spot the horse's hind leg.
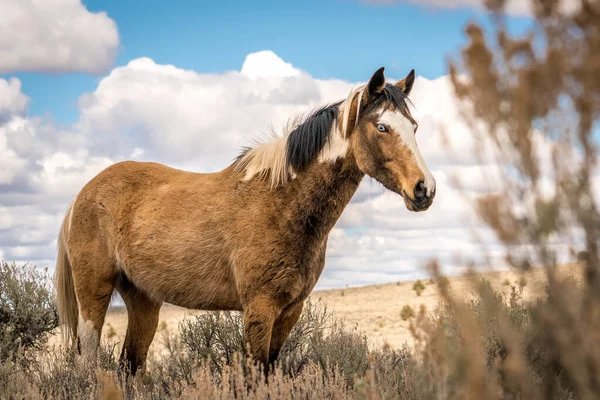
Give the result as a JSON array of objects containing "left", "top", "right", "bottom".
[
  {"left": 70, "top": 254, "right": 117, "bottom": 366},
  {"left": 116, "top": 276, "right": 162, "bottom": 376}
]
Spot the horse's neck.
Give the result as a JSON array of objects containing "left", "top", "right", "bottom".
[{"left": 287, "top": 156, "right": 364, "bottom": 238}]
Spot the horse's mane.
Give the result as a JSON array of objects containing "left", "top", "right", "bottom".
[{"left": 233, "top": 83, "right": 412, "bottom": 187}]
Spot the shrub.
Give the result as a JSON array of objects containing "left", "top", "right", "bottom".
[
  {"left": 416, "top": 1, "right": 600, "bottom": 396},
  {"left": 0, "top": 261, "right": 58, "bottom": 363},
  {"left": 176, "top": 299, "right": 370, "bottom": 386},
  {"left": 518, "top": 277, "right": 528, "bottom": 288},
  {"left": 413, "top": 280, "right": 426, "bottom": 296},
  {"left": 400, "top": 305, "right": 415, "bottom": 321},
  {"left": 105, "top": 324, "right": 117, "bottom": 339},
  {"left": 309, "top": 320, "right": 370, "bottom": 386},
  {"left": 407, "top": 262, "right": 593, "bottom": 399},
  {"left": 0, "top": 289, "right": 417, "bottom": 399},
  {"left": 178, "top": 310, "right": 245, "bottom": 376}
]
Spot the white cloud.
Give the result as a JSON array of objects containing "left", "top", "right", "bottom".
[
  {"left": 363, "top": 0, "right": 580, "bottom": 17},
  {"left": 74, "top": 54, "right": 323, "bottom": 169},
  {"left": 0, "top": 0, "right": 119, "bottom": 74},
  {"left": 0, "top": 79, "right": 31, "bottom": 184},
  {"left": 0, "top": 50, "right": 584, "bottom": 289},
  {"left": 240, "top": 50, "right": 302, "bottom": 78},
  {"left": 0, "top": 78, "right": 29, "bottom": 122}
]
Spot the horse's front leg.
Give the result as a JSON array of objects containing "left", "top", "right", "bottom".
[
  {"left": 269, "top": 301, "right": 304, "bottom": 368},
  {"left": 242, "top": 295, "right": 281, "bottom": 375}
]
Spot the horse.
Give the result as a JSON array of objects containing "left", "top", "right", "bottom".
[{"left": 54, "top": 66, "right": 436, "bottom": 376}]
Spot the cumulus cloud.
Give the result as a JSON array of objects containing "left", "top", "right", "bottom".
[
  {"left": 0, "top": 78, "right": 29, "bottom": 123},
  {"left": 72, "top": 55, "right": 326, "bottom": 169},
  {"left": 240, "top": 50, "right": 302, "bottom": 78},
  {"left": 0, "top": 0, "right": 119, "bottom": 74},
  {"left": 362, "top": 0, "right": 580, "bottom": 17},
  {"left": 0, "top": 50, "right": 581, "bottom": 289}
]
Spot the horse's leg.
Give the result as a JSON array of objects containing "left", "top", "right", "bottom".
[
  {"left": 70, "top": 252, "right": 116, "bottom": 367},
  {"left": 268, "top": 301, "right": 304, "bottom": 368},
  {"left": 243, "top": 295, "right": 281, "bottom": 375},
  {"left": 117, "top": 278, "right": 162, "bottom": 376}
]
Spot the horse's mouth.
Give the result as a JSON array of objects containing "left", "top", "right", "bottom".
[{"left": 401, "top": 190, "right": 433, "bottom": 212}]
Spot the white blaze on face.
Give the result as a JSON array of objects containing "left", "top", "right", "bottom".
[{"left": 378, "top": 111, "right": 436, "bottom": 196}]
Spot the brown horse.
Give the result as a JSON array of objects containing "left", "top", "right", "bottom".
[{"left": 54, "top": 66, "right": 436, "bottom": 376}]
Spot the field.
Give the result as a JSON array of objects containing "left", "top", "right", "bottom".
[
  {"left": 2, "top": 258, "right": 595, "bottom": 399},
  {"left": 74, "top": 264, "right": 578, "bottom": 356}
]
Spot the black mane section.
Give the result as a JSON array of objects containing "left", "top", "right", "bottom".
[
  {"left": 286, "top": 102, "right": 341, "bottom": 171},
  {"left": 238, "top": 83, "right": 413, "bottom": 175},
  {"left": 363, "top": 83, "right": 413, "bottom": 119}
]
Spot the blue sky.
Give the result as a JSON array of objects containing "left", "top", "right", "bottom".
[
  {"left": 8, "top": 0, "right": 532, "bottom": 125},
  {"left": 2, "top": 0, "right": 569, "bottom": 289}
]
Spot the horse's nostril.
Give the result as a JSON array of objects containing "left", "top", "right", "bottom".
[{"left": 414, "top": 181, "right": 426, "bottom": 199}]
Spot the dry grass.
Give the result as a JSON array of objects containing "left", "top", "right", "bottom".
[
  {"left": 0, "top": 262, "right": 587, "bottom": 400},
  {"left": 76, "top": 263, "right": 566, "bottom": 354}
]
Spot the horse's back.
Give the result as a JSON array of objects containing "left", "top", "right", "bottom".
[
  {"left": 67, "top": 160, "right": 241, "bottom": 309},
  {"left": 72, "top": 160, "right": 195, "bottom": 237},
  {"left": 66, "top": 160, "right": 186, "bottom": 263}
]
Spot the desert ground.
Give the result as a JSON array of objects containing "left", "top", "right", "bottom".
[{"left": 50, "top": 264, "right": 581, "bottom": 355}]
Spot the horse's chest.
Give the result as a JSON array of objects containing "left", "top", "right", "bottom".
[
  {"left": 235, "top": 220, "right": 329, "bottom": 305},
  {"left": 290, "top": 240, "right": 328, "bottom": 301}
]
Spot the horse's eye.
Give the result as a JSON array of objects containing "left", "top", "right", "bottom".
[{"left": 377, "top": 124, "right": 387, "bottom": 133}]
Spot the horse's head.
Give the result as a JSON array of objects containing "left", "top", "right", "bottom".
[{"left": 346, "top": 67, "right": 436, "bottom": 212}]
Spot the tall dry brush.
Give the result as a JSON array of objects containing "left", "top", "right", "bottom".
[{"left": 406, "top": 0, "right": 600, "bottom": 398}]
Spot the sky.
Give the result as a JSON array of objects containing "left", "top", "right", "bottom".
[{"left": 0, "top": 0, "right": 592, "bottom": 290}]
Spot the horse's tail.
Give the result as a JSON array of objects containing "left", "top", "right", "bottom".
[{"left": 54, "top": 199, "right": 79, "bottom": 346}]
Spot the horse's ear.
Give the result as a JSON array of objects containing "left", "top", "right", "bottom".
[
  {"left": 367, "top": 67, "right": 386, "bottom": 97},
  {"left": 395, "top": 69, "right": 415, "bottom": 96}
]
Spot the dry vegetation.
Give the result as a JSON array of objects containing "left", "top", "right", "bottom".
[{"left": 2, "top": 0, "right": 600, "bottom": 398}]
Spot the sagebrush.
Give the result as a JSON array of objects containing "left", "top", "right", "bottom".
[{"left": 0, "top": 261, "right": 58, "bottom": 363}]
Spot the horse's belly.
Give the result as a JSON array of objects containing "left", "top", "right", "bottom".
[
  {"left": 117, "top": 243, "right": 242, "bottom": 311},
  {"left": 161, "top": 283, "right": 243, "bottom": 311}
]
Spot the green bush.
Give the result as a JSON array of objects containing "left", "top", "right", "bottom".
[
  {"left": 413, "top": 280, "right": 426, "bottom": 296},
  {"left": 0, "top": 261, "right": 58, "bottom": 362},
  {"left": 400, "top": 305, "right": 415, "bottom": 321},
  {"left": 178, "top": 310, "right": 245, "bottom": 376},
  {"left": 176, "top": 299, "right": 370, "bottom": 386}
]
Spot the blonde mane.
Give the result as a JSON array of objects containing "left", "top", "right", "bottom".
[{"left": 234, "top": 84, "right": 367, "bottom": 188}]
